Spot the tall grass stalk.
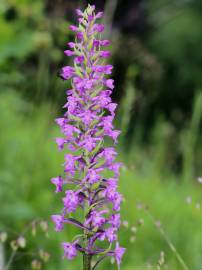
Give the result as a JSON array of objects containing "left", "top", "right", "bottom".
[
  {"left": 181, "top": 91, "right": 202, "bottom": 182},
  {"left": 144, "top": 207, "right": 190, "bottom": 270}
]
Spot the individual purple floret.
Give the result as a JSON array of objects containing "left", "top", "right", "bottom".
[
  {"left": 51, "top": 4, "right": 125, "bottom": 270},
  {"left": 62, "top": 242, "right": 78, "bottom": 260}
]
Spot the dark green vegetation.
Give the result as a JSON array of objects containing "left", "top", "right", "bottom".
[{"left": 1, "top": 0, "right": 202, "bottom": 269}]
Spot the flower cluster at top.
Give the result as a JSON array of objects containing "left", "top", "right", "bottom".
[{"left": 51, "top": 4, "right": 125, "bottom": 269}]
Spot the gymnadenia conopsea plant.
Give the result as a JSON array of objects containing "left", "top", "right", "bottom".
[{"left": 51, "top": 4, "right": 125, "bottom": 270}]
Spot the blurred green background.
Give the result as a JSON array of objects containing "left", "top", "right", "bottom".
[{"left": 1, "top": 0, "right": 202, "bottom": 269}]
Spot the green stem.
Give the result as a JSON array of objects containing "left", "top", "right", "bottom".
[
  {"left": 92, "top": 256, "right": 107, "bottom": 270},
  {"left": 5, "top": 250, "right": 16, "bottom": 270},
  {"left": 145, "top": 208, "right": 190, "bottom": 270},
  {"left": 83, "top": 254, "right": 92, "bottom": 270}
]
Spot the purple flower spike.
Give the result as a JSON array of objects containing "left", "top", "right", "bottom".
[{"left": 51, "top": 4, "right": 125, "bottom": 269}]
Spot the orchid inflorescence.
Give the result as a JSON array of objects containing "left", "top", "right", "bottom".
[{"left": 51, "top": 4, "right": 125, "bottom": 270}]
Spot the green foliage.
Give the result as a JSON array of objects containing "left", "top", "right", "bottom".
[
  {"left": 181, "top": 91, "right": 202, "bottom": 182},
  {"left": 149, "top": 4, "right": 202, "bottom": 85},
  {"left": 0, "top": 0, "right": 44, "bottom": 64}
]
